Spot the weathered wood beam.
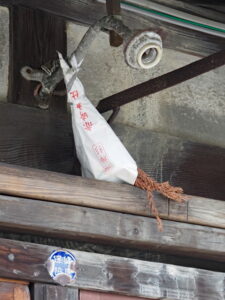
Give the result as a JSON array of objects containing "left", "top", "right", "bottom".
[
  {"left": 0, "top": 238, "right": 224, "bottom": 299},
  {"left": 1, "top": 103, "right": 225, "bottom": 202},
  {"left": 8, "top": 5, "right": 67, "bottom": 112},
  {"left": 1, "top": 0, "right": 225, "bottom": 56},
  {"left": 0, "top": 103, "right": 78, "bottom": 174},
  {"left": 148, "top": 0, "right": 225, "bottom": 23},
  {"left": 0, "top": 194, "right": 225, "bottom": 261},
  {"left": 32, "top": 283, "right": 78, "bottom": 300},
  {"left": 0, "top": 162, "right": 224, "bottom": 229}
]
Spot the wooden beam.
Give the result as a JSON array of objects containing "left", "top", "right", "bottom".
[
  {"left": 144, "top": 0, "right": 225, "bottom": 23},
  {"left": 0, "top": 194, "right": 225, "bottom": 261},
  {"left": 32, "top": 283, "right": 78, "bottom": 300},
  {"left": 8, "top": 5, "right": 67, "bottom": 112},
  {"left": 0, "top": 162, "right": 224, "bottom": 230},
  {"left": 1, "top": 0, "right": 225, "bottom": 56},
  {"left": 1, "top": 102, "right": 225, "bottom": 201},
  {"left": 0, "top": 238, "right": 224, "bottom": 299},
  {"left": 0, "top": 103, "right": 78, "bottom": 174}
]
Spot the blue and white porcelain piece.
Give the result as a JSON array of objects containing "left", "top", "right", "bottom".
[{"left": 46, "top": 250, "right": 77, "bottom": 286}]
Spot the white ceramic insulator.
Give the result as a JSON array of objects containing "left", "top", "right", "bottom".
[{"left": 137, "top": 43, "right": 163, "bottom": 69}]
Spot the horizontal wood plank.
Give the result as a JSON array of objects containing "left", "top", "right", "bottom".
[
  {"left": 1, "top": 103, "right": 225, "bottom": 202},
  {"left": 0, "top": 162, "right": 224, "bottom": 230},
  {"left": 0, "top": 194, "right": 225, "bottom": 261},
  {"left": 1, "top": 0, "right": 225, "bottom": 56},
  {"left": 0, "top": 238, "right": 224, "bottom": 300},
  {"left": 0, "top": 278, "right": 29, "bottom": 285}
]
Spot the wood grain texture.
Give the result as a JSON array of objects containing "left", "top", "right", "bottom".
[
  {"left": 0, "top": 281, "right": 30, "bottom": 300},
  {"left": 0, "top": 194, "right": 225, "bottom": 261},
  {"left": 0, "top": 162, "right": 224, "bottom": 230},
  {"left": 0, "top": 238, "right": 224, "bottom": 300},
  {"left": 1, "top": 103, "right": 225, "bottom": 201},
  {"left": 80, "top": 290, "right": 149, "bottom": 300},
  {"left": 1, "top": 0, "right": 225, "bottom": 56},
  {"left": 0, "top": 103, "right": 77, "bottom": 174},
  {"left": 8, "top": 6, "right": 67, "bottom": 112},
  {"left": 150, "top": 0, "right": 225, "bottom": 23},
  {"left": 32, "top": 283, "right": 78, "bottom": 300}
]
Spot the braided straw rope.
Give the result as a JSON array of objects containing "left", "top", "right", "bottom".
[{"left": 134, "top": 168, "right": 185, "bottom": 231}]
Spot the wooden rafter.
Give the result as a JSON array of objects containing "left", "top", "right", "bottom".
[
  {"left": 0, "top": 163, "right": 225, "bottom": 261},
  {"left": 0, "top": 162, "right": 224, "bottom": 230},
  {"left": 0, "top": 238, "right": 224, "bottom": 299},
  {"left": 0, "top": 0, "right": 225, "bottom": 56}
]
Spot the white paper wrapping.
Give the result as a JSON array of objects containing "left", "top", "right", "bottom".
[{"left": 59, "top": 53, "right": 138, "bottom": 184}]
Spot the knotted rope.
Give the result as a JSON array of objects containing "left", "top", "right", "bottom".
[{"left": 134, "top": 168, "right": 184, "bottom": 231}]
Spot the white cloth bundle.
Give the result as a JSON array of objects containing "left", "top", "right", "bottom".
[{"left": 59, "top": 53, "right": 138, "bottom": 184}]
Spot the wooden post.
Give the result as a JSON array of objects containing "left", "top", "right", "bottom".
[
  {"left": 8, "top": 5, "right": 67, "bottom": 112},
  {"left": 32, "top": 283, "right": 78, "bottom": 300}
]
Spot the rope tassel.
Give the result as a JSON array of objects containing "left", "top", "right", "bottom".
[{"left": 134, "top": 168, "right": 185, "bottom": 231}]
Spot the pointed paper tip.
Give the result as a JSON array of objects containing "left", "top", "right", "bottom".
[{"left": 57, "top": 51, "right": 63, "bottom": 60}]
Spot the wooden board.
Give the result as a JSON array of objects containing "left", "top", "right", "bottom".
[
  {"left": 32, "top": 283, "right": 78, "bottom": 300},
  {"left": 148, "top": 0, "right": 225, "bottom": 23},
  {"left": 0, "top": 162, "right": 224, "bottom": 230},
  {"left": 0, "top": 281, "right": 30, "bottom": 300},
  {"left": 0, "top": 238, "right": 224, "bottom": 300},
  {"left": 1, "top": 0, "right": 225, "bottom": 56},
  {"left": 0, "top": 103, "right": 77, "bottom": 174},
  {"left": 0, "top": 194, "right": 225, "bottom": 261},
  {"left": 8, "top": 6, "right": 67, "bottom": 113},
  {"left": 80, "top": 290, "right": 149, "bottom": 300},
  {"left": 1, "top": 102, "right": 225, "bottom": 201}
]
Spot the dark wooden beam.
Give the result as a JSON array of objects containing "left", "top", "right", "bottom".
[
  {"left": 1, "top": 0, "right": 225, "bottom": 56},
  {"left": 0, "top": 103, "right": 78, "bottom": 174},
  {"left": 1, "top": 103, "right": 225, "bottom": 201},
  {"left": 0, "top": 238, "right": 224, "bottom": 299},
  {"left": 8, "top": 5, "right": 67, "bottom": 112},
  {"left": 135, "top": 0, "right": 225, "bottom": 23},
  {"left": 32, "top": 283, "right": 78, "bottom": 300},
  {"left": 0, "top": 194, "right": 225, "bottom": 261},
  {"left": 0, "top": 158, "right": 224, "bottom": 230}
]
